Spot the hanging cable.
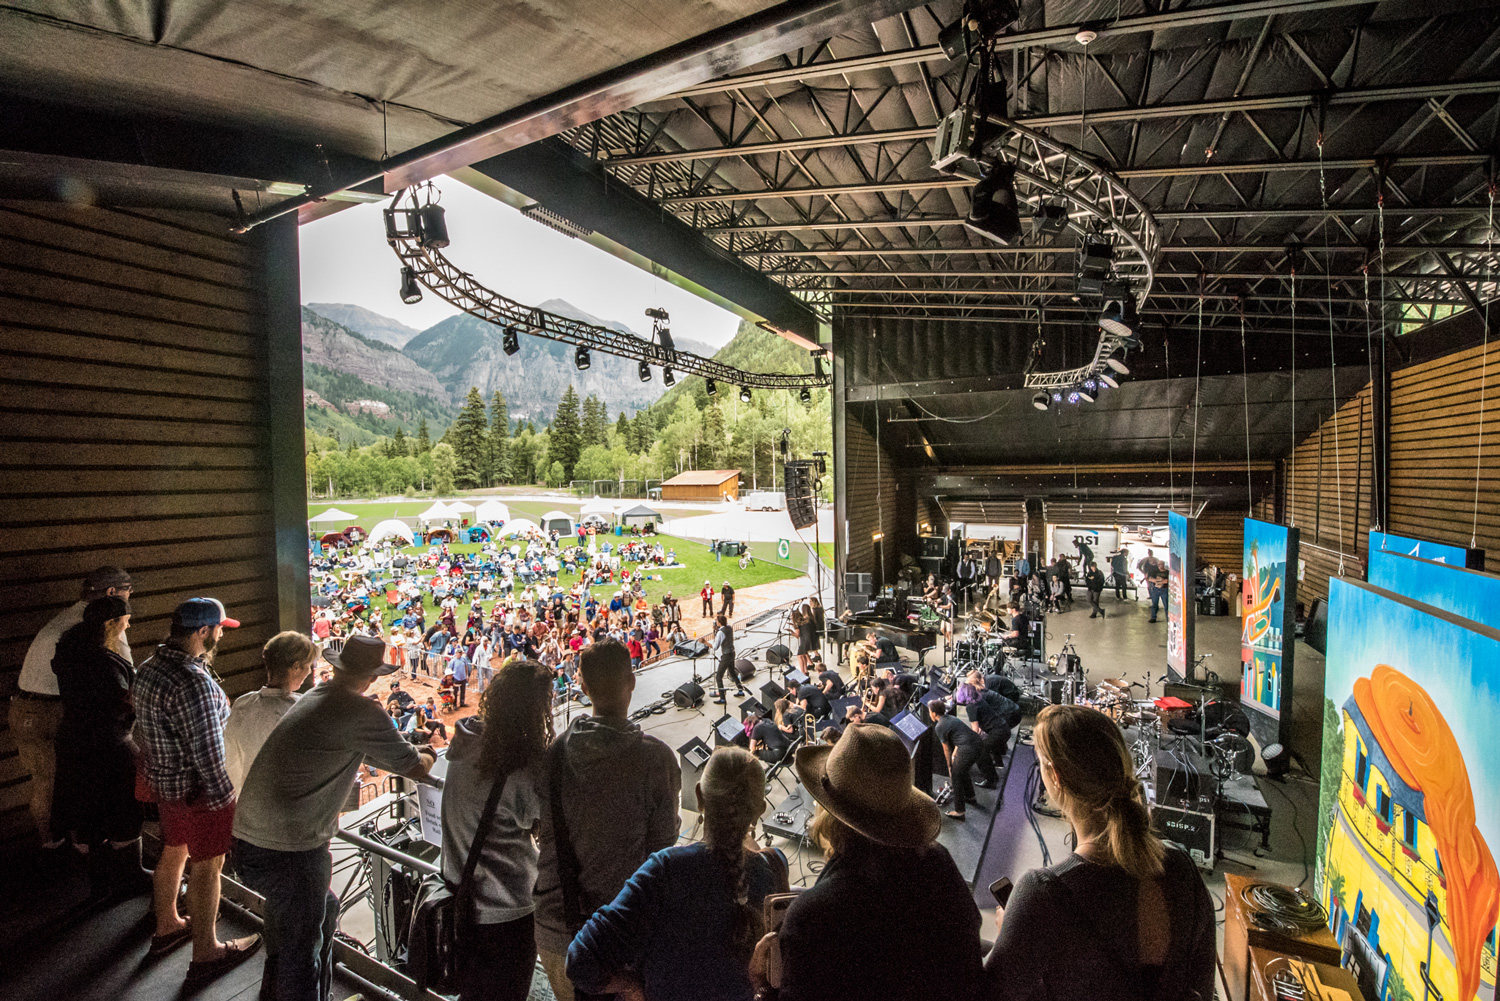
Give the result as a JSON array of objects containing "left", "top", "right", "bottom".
[
  {"left": 1289, "top": 264, "right": 1297, "bottom": 526},
  {"left": 1375, "top": 186, "right": 1388, "bottom": 532},
  {"left": 1241, "top": 298, "right": 1253, "bottom": 516},
  {"left": 1473, "top": 183, "right": 1495, "bottom": 548},
  {"left": 1191, "top": 281, "right": 1203, "bottom": 511},
  {"left": 1363, "top": 259, "right": 1380, "bottom": 533},
  {"left": 1317, "top": 135, "right": 1346, "bottom": 576},
  {"left": 1165, "top": 327, "right": 1175, "bottom": 509}
]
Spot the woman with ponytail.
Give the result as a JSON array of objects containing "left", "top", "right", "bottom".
[
  {"left": 984, "top": 704, "right": 1215, "bottom": 1000},
  {"left": 567, "top": 746, "right": 775, "bottom": 1001}
]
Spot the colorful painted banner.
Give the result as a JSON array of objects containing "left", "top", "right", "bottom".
[
  {"left": 1167, "top": 511, "right": 1194, "bottom": 680},
  {"left": 1367, "top": 549, "right": 1500, "bottom": 630},
  {"left": 1369, "top": 529, "right": 1485, "bottom": 569},
  {"left": 1241, "top": 518, "right": 1298, "bottom": 722}
]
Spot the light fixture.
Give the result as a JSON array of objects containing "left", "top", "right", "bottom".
[
  {"left": 663, "top": 367, "right": 676, "bottom": 387},
  {"left": 399, "top": 266, "right": 422, "bottom": 304},
  {"left": 1067, "top": 390, "right": 1080, "bottom": 404},
  {"left": 964, "top": 161, "right": 1022, "bottom": 246},
  {"left": 1077, "top": 387, "right": 1095, "bottom": 403},
  {"left": 645, "top": 307, "right": 670, "bottom": 321},
  {"left": 799, "top": 387, "right": 812, "bottom": 405},
  {"left": 1034, "top": 203, "right": 1069, "bottom": 236},
  {"left": 638, "top": 360, "right": 652, "bottom": 383},
  {"left": 1083, "top": 379, "right": 1097, "bottom": 390},
  {"left": 1032, "top": 391, "right": 1050, "bottom": 411},
  {"left": 1099, "top": 297, "right": 1140, "bottom": 338},
  {"left": 739, "top": 386, "right": 752, "bottom": 404},
  {"left": 574, "top": 345, "right": 591, "bottom": 370},
  {"left": 416, "top": 203, "right": 449, "bottom": 249},
  {"left": 705, "top": 378, "right": 717, "bottom": 397},
  {"left": 1099, "top": 372, "right": 1119, "bottom": 388},
  {"left": 502, "top": 326, "right": 520, "bottom": 356},
  {"left": 1075, "top": 239, "right": 1114, "bottom": 295},
  {"left": 1052, "top": 391, "right": 1063, "bottom": 402},
  {"left": 1104, "top": 356, "right": 1130, "bottom": 375}
]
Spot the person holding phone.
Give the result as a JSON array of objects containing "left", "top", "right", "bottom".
[{"left": 982, "top": 705, "right": 1215, "bottom": 1000}]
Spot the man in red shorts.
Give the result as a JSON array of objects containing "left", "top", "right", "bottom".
[{"left": 134, "top": 597, "right": 261, "bottom": 986}]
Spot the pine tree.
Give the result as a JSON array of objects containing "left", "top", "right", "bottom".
[
  {"left": 615, "top": 411, "right": 632, "bottom": 448},
  {"left": 415, "top": 418, "right": 431, "bottom": 454},
  {"left": 452, "top": 386, "right": 490, "bottom": 488},
  {"left": 550, "top": 385, "right": 583, "bottom": 481},
  {"left": 701, "top": 403, "right": 725, "bottom": 467},
  {"left": 631, "top": 411, "right": 655, "bottom": 453},
  {"left": 580, "top": 394, "right": 608, "bottom": 448},
  {"left": 488, "top": 390, "right": 510, "bottom": 485},
  {"left": 392, "top": 425, "right": 408, "bottom": 457}
]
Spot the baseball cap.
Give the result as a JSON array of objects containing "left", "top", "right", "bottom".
[
  {"left": 172, "top": 597, "right": 240, "bottom": 629},
  {"left": 83, "top": 565, "right": 133, "bottom": 593}
]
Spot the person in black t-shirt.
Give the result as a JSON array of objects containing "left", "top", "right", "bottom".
[
  {"left": 749, "top": 716, "right": 791, "bottom": 764},
  {"left": 930, "top": 699, "right": 984, "bottom": 820},
  {"left": 818, "top": 667, "right": 846, "bottom": 698},
  {"left": 845, "top": 706, "right": 890, "bottom": 728},
  {"left": 957, "top": 682, "right": 1010, "bottom": 782},
  {"left": 872, "top": 635, "right": 899, "bottom": 665},
  {"left": 797, "top": 683, "right": 832, "bottom": 720},
  {"left": 1003, "top": 605, "right": 1033, "bottom": 656},
  {"left": 970, "top": 671, "right": 1023, "bottom": 729}
]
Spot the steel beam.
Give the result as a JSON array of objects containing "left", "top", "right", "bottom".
[
  {"left": 759, "top": 243, "right": 1489, "bottom": 257},
  {"left": 826, "top": 287, "right": 1458, "bottom": 307},
  {"left": 706, "top": 208, "right": 1489, "bottom": 234},
  {"left": 772, "top": 269, "right": 1453, "bottom": 281}
]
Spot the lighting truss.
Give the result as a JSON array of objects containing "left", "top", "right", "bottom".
[
  {"left": 385, "top": 191, "right": 830, "bottom": 392},
  {"left": 1023, "top": 328, "right": 1135, "bottom": 391}
]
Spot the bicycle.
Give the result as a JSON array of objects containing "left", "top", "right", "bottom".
[{"left": 739, "top": 553, "right": 754, "bottom": 570}]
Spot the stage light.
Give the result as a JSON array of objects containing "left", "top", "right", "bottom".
[
  {"left": 502, "top": 326, "right": 520, "bottom": 356},
  {"left": 638, "top": 360, "right": 652, "bottom": 383},
  {"left": 1051, "top": 391, "right": 1062, "bottom": 402},
  {"left": 964, "top": 162, "right": 1022, "bottom": 246},
  {"left": 1077, "top": 387, "right": 1095, "bottom": 403},
  {"left": 1099, "top": 297, "right": 1140, "bottom": 338},
  {"left": 705, "top": 378, "right": 717, "bottom": 397},
  {"left": 1083, "top": 379, "right": 1097, "bottom": 390},
  {"left": 1032, "top": 391, "right": 1049, "bottom": 411},
  {"left": 1075, "top": 238, "right": 1114, "bottom": 295},
  {"left": 1067, "top": 391, "right": 1080, "bottom": 404},
  {"left": 645, "top": 307, "right": 670, "bottom": 321},
  {"left": 799, "top": 387, "right": 812, "bottom": 405},
  {"left": 1104, "top": 356, "right": 1129, "bottom": 375},
  {"left": 663, "top": 367, "right": 676, "bottom": 387},
  {"left": 399, "top": 266, "right": 422, "bottom": 304},
  {"left": 416, "top": 204, "right": 449, "bottom": 249},
  {"left": 1099, "top": 372, "right": 1119, "bottom": 388},
  {"left": 575, "top": 345, "right": 591, "bottom": 370},
  {"left": 1034, "top": 203, "right": 1068, "bottom": 236},
  {"left": 739, "top": 386, "right": 753, "bottom": 404}
]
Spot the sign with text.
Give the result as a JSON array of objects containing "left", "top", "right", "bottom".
[{"left": 1049, "top": 526, "right": 1120, "bottom": 567}]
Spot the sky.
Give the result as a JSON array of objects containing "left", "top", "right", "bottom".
[{"left": 297, "top": 176, "right": 743, "bottom": 346}]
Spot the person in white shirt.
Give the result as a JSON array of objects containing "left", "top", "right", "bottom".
[
  {"left": 223, "top": 632, "right": 318, "bottom": 792},
  {"left": 11, "top": 565, "right": 133, "bottom": 846}
]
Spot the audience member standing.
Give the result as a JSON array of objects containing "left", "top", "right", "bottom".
[
  {"left": 442, "top": 658, "right": 555, "bottom": 1001},
  {"left": 223, "top": 632, "right": 317, "bottom": 792},
  {"left": 533, "top": 640, "right": 681, "bottom": 1001},
  {"left": 752, "top": 725, "right": 982, "bottom": 1001},
  {"left": 700, "top": 581, "right": 715, "bottom": 618},
  {"left": 12, "top": 566, "right": 133, "bottom": 847},
  {"left": 568, "top": 747, "right": 774, "bottom": 1001},
  {"left": 1110, "top": 547, "right": 1130, "bottom": 600},
  {"left": 50, "top": 595, "right": 148, "bottom": 897},
  {"left": 134, "top": 598, "right": 260, "bottom": 984},
  {"left": 233, "top": 635, "right": 432, "bottom": 1001},
  {"left": 720, "top": 580, "right": 736, "bottom": 620},
  {"left": 982, "top": 705, "right": 1215, "bottom": 1000}
]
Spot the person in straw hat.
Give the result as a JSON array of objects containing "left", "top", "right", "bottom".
[{"left": 750, "top": 723, "right": 983, "bottom": 1001}]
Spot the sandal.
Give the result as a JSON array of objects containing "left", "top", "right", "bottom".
[{"left": 147, "top": 921, "right": 193, "bottom": 956}]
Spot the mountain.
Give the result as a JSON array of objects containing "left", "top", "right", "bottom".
[
  {"left": 302, "top": 308, "right": 452, "bottom": 403},
  {"left": 304, "top": 302, "right": 423, "bottom": 348},
  {"left": 649, "top": 320, "right": 815, "bottom": 416},
  {"left": 402, "top": 304, "right": 665, "bottom": 423}
]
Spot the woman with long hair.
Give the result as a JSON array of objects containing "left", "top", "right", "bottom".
[
  {"left": 441, "top": 658, "right": 556, "bottom": 1001},
  {"left": 568, "top": 747, "right": 776, "bottom": 1001},
  {"left": 796, "top": 602, "right": 819, "bottom": 669},
  {"left": 983, "top": 704, "right": 1215, "bottom": 1000}
]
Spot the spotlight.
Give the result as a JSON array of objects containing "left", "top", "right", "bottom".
[
  {"left": 638, "top": 360, "right": 652, "bottom": 383},
  {"left": 1067, "top": 391, "right": 1080, "bottom": 404},
  {"left": 1083, "top": 379, "right": 1097, "bottom": 390},
  {"left": 1104, "top": 356, "right": 1129, "bottom": 375},
  {"left": 1099, "top": 372, "right": 1119, "bottom": 389},
  {"left": 1077, "top": 387, "right": 1095, "bottom": 403},
  {"left": 705, "top": 378, "right": 717, "bottom": 397},
  {"left": 964, "top": 162, "right": 1022, "bottom": 246},
  {"left": 1099, "top": 298, "right": 1140, "bottom": 339},
  {"left": 502, "top": 326, "right": 520, "bottom": 356},
  {"left": 1032, "top": 391, "right": 1050, "bottom": 411},
  {"left": 574, "top": 345, "right": 591, "bottom": 370},
  {"left": 799, "top": 387, "right": 812, "bottom": 405},
  {"left": 1051, "top": 391, "right": 1062, "bottom": 402},
  {"left": 645, "top": 307, "right": 670, "bottom": 321},
  {"left": 663, "top": 367, "right": 676, "bottom": 387},
  {"left": 416, "top": 203, "right": 449, "bottom": 249},
  {"left": 399, "top": 266, "right": 422, "bottom": 305},
  {"left": 739, "top": 386, "right": 752, "bottom": 404},
  {"left": 1033, "top": 203, "right": 1069, "bottom": 236}
]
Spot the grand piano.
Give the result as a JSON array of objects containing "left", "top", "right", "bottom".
[{"left": 829, "top": 596, "right": 939, "bottom": 667}]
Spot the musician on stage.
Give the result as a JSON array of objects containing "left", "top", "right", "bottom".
[
  {"left": 930, "top": 699, "right": 986, "bottom": 821},
  {"left": 955, "top": 681, "right": 1014, "bottom": 777},
  {"left": 817, "top": 661, "right": 846, "bottom": 698},
  {"left": 934, "top": 585, "right": 955, "bottom": 640},
  {"left": 863, "top": 677, "right": 893, "bottom": 717},
  {"left": 1002, "top": 603, "right": 1034, "bottom": 657}
]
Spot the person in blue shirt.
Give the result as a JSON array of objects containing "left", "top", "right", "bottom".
[
  {"left": 450, "top": 649, "right": 471, "bottom": 708},
  {"left": 567, "top": 746, "right": 774, "bottom": 1001}
]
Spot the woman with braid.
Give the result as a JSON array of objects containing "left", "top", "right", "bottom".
[
  {"left": 983, "top": 704, "right": 1216, "bottom": 1000},
  {"left": 567, "top": 746, "right": 774, "bottom": 1001}
]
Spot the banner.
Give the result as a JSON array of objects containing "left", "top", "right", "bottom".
[
  {"left": 1166, "top": 511, "right": 1195, "bottom": 679},
  {"left": 1241, "top": 518, "right": 1299, "bottom": 725},
  {"left": 1369, "top": 529, "right": 1485, "bottom": 569},
  {"left": 1367, "top": 548, "right": 1500, "bottom": 630},
  {"left": 1048, "top": 526, "right": 1119, "bottom": 568}
]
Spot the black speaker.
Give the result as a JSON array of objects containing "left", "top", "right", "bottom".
[
  {"left": 673, "top": 681, "right": 705, "bottom": 709},
  {"left": 761, "top": 679, "right": 787, "bottom": 705},
  {"left": 920, "top": 536, "right": 949, "bottom": 559},
  {"left": 765, "top": 644, "right": 792, "bottom": 666},
  {"left": 844, "top": 573, "right": 872, "bottom": 597},
  {"left": 785, "top": 460, "right": 817, "bottom": 530},
  {"left": 1155, "top": 759, "right": 1213, "bottom": 812},
  {"left": 735, "top": 657, "right": 757, "bottom": 683},
  {"left": 738, "top": 696, "right": 767, "bottom": 722}
]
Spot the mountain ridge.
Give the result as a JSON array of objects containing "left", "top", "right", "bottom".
[{"left": 304, "top": 302, "right": 424, "bottom": 348}]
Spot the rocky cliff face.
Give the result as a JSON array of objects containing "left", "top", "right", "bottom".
[
  {"left": 305, "top": 302, "right": 423, "bottom": 349},
  {"left": 302, "top": 309, "right": 451, "bottom": 403}
]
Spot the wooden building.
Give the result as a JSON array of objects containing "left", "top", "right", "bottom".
[{"left": 660, "top": 470, "right": 742, "bottom": 502}]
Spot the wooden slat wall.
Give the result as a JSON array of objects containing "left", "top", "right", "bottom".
[
  {"left": 1388, "top": 339, "right": 1500, "bottom": 553},
  {"left": 844, "top": 418, "right": 911, "bottom": 585},
  {"left": 1195, "top": 508, "right": 1245, "bottom": 571},
  {"left": 0, "top": 199, "right": 303, "bottom": 843},
  {"left": 1283, "top": 384, "right": 1373, "bottom": 603}
]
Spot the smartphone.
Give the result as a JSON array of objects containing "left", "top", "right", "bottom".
[
  {"left": 763, "top": 891, "right": 799, "bottom": 933},
  {"left": 988, "top": 876, "right": 1014, "bottom": 909}
]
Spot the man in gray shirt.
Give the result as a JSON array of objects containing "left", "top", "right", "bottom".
[
  {"left": 534, "top": 639, "right": 680, "bottom": 1000},
  {"left": 233, "top": 634, "right": 433, "bottom": 1001}
]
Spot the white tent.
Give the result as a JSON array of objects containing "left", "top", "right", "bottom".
[
  {"left": 447, "top": 500, "right": 476, "bottom": 514},
  {"left": 579, "top": 512, "right": 611, "bottom": 530},
  {"left": 475, "top": 499, "right": 511, "bottom": 523},
  {"left": 309, "top": 508, "right": 358, "bottom": 524},
  {"left": 579, "top": 498, "right": 615, "bottom": 517},
  {"left": 368, "top": 519, "right": 415, "bottom": 546},
  {"left": 498, "top": 518, "right": 541, "bottom": 537},
  {"left": 418, "top": 501, "right": 457, "bottom": 522},
  {"left": 541, "top": 510, "right": 576, "bottom": 535}
]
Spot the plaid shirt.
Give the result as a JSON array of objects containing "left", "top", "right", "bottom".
[{"left": 133, "top": 642, "right": 234, "bottom": 810}]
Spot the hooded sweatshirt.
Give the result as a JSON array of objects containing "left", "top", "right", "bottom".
[
  {"left": 533, "top": 715, "right": 681, "bottom": 953},
  {"left": 440, "top": 716, "right": 542, "bottom": 923}
]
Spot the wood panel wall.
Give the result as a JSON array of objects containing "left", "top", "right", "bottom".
[
  {"left": 1282, "top": 384, "right": 1373, "bottom": 602},
  {"left": 0, "top": 199, "right": 307, "bottom": 844},
  {"left": 843, "top": 417, "right": 911, "bottom": 589}
]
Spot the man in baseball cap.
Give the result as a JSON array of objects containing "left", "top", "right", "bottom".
[
  {"left": 134, "top": 596, "right": 258, "bottom": 984},
  {"left": 233, "top": 633, "right": 430, "bottom": 999}
]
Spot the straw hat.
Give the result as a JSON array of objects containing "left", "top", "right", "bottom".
[{"left": 795, "top": 723, "right": 940, "bottom": 848}]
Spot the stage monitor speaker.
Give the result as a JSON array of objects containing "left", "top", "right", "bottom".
[
  {"left": 765, "top": 644, "right": 792, "bottom": 666},
  {"left": 673, "top": 681, "right": 705, "bottom": 709},
  {"left": 784, "top": 460, "right": 817, "bottom": 530},
  {"left": 738, "top": 696, "right": 767, "bottom": 722},
  {"left": 677, "top": 736, "right": 713, "bottom": 811},
  {"left": 920, "top": 535, "right": 949, "bottom": 559},
  {"left": 735, "top": 657, "right": 757, "bottom": 682},
  {"left": 1154, "top": 759, "right": 1214, "bottom": 812},
  {"left": 674, "top": 639, "right": 710, "bottom": 659},
  {"left": 760, "top": 679, "right": 787, "bottom": 705}
]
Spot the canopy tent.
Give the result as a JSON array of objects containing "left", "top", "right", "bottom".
[
  {"left": 579, "top": 498, "right": 616, "bottom": 517},
  {"left": 367, "top": 519, "right": 415, "bottom": 546},
  {"left": 309, "top": 508, "right": 358, "bottom": 524},
  {"left": 318, "top": 531, "right": 350, "bottom": 546},
  {"left": 474, "top": 499, "right": 511, "bottom": 524},
  {"left": 498, "top": 518, "right": 541, "bottom": 537},
  {"left": 446, "top": 500, "right": 476, "bottom": 514},
  {"left": 541, "top": 510, "right": 575, "bottom": 535},
  {"left": 418, "top": 502, "right": 457, "bottom": 522},
  {"left": 620, "top": 503, "right": 662, "bottom": 527},
  {"left": 466, "top": 525, "right": 492, "bottom": 543},
  {"left": 580, "top": 512, "right": 611, "bottom": 530}
]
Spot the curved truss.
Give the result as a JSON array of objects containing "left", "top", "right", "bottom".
[
  {"left": 990, "top": 118, "right": 1160, "bottom": 308},
  {"left": 387, "top": 197, "right": 831, "bottom": 392}
]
